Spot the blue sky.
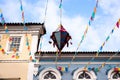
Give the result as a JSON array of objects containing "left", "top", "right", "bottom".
[{"left": 0, "top": 0, "right": 120, "bottom": 51}]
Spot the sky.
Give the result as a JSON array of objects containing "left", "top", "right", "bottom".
[{"left": 0, "top": 0, "right": 120, "bottom": 52}]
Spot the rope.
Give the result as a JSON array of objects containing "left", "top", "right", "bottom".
[
  {"left": 98, "top": 49, "right": 120, "bottom": 72},
  {"left": 59, "top": 0, "right": 62, "bottom": 25},
  {"left": 0, "top": 8, "right": 9, "bottom": 33},
  {"left": 55, "top": 49, "right": 59, "bottom": 67},
  {"left": 68, "top": 0, "right": 99, "bottom": 68},
  {"left": 84, "top": 19, "right": 120, "bottom": 69},
  {"left": 19, "top": 0, "right": 28, "bottom": 31},
  {"left": 43, "top": 0, "right": 48, "bottom": 23}
]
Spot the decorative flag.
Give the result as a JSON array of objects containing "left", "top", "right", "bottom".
[
  {"left": 0, "top": 9, "right": 8, "bottom": 33},
  {"left": 116, "top": 19, "right": 120, "bottom": 28},
  {"left": 69, "top": 0, "right": 99, "bottom": 68},
  {"left": 84, "top": 19, "right": 120, "bottom": 69},
  {"left": 1, "top": 49, "right": 5, "bottom": 54},
  {"left": 0, "top": 45, "right": 5, "bottom": 54},
  {"left": 50, "top": 24, "right": 71, "bottom": 52},
  {"left": 57, "top": 66, "right": 68, "bottom": 72},
  {"left": 19, "top": 0, "right": 28, "bottom": 30},
  {"left": 59, "top": 0, "right": 62, "bottom": 8},
  {"left": 114, "top": 68, "right": 120, "bottom": 72},
  {"left": 0, "top": 45, "right": 2, "bottom": 50}
]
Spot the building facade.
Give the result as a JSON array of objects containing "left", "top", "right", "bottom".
[
  {"left": 0, "top": 23, "right": 46, "bottom": 80},
  {"left": 33, "top": 51, "right": 120, "bottom": 80}
]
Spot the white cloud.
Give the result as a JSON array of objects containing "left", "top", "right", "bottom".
[{"left": 0, "top": 0, "right": 120, "bottom": 51}]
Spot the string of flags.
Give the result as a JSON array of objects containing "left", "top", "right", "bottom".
[
  {"left": 19, "top": 0, "right": 28, "bottom": 30},
  {"left": 96, "top": 49, "right": 120, "bottom": 72},
  {"left": 68, "top": 0, "right": 99, "bottom": 68},
  {"left": 59, "top": 0, "right": 62, "bottom": 24},
  {"left": 19, "top": 0, "right": 33, "bottom": 61},
  {"left": 0, "top": 45, "right": 5, "bottom": 54},
  {"left": 57, "top": 66, "right": 69, "bottom": 72},
  {"left": 114, "top": 68, "right": 120, "bottom": 72},
  {"left": 0, "top": 8, "right": 9, "bottom": 33},
  {"left": 84, "top": 19, "right": 120, "bottom": 69},
  {"left": 0, "top": 9, "right": 20, "bottom": 59}
]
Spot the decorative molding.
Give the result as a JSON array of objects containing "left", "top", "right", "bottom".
[
  {"left": 39, "top": 67, "right": 61, "bottom": 80},
  {"left": 73, "top": 68, "right": 97, "bottom": 80}
]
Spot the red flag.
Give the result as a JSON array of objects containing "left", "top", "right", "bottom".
[{"left": 116, "top": 19, "right": 120, "bottom": 28}]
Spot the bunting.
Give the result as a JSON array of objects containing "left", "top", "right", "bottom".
[
  {"left": 68, "top": 0, "right": 99, "bottom": 68},
  {"left": 19, "top": 0, "right": 32, "bottom": 60},
  {"left": 97, "top": 50, "right": 120, "bottom": 72},
  {"left": 59, "top": 0, "right": 62, "bottom": 8},
  {"left": 96, "top": 19, "right": 120, "bottom": 57},
  {"left": 116, "top": 19, "right": 120, "bottom": 28},
  {"left": 0, "top": 45, "right": 5, "bottom": 54},
  {"left": 57, "top": 66, "right": 69, "bottom": 72},
  {"left": 59, "top": 0, "right": 62, "bottom": 24},
  {"left": 0, "top": 9, "right": 8, "bottom": 33},
  {"left": 84, "top": 19, "right": 120, "bottom": 69},
  {"left": 19, "top": 0, "right": 28, "bottom": 30}
]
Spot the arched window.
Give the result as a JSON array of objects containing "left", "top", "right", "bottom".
[
  {"left": 43, "top": 71, "right": 56, "bottom": 79},
  {"left": 73, "top": 68, "right": 97, "bottom": 80},
  {"left": 39, "top": 67, "right": 61, "bottom": 80},
  {"left": 111, "top": 71, "right": 120, "bottom": 79},
  {"left": 78, "top": 71, "right": 91, "bottom": 79},
  {"left": 108, "top": 68, "right": 120, "bottom": 80}
]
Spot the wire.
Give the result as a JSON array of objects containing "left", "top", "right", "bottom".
[
  {"left": 43, "top": 0, "right": 48, "bottom": 23},
  {"left": 84, "top": 19, "right": 120, "bottom": 69},
  {"left": 68, "top": 0, "right": 99, "bottom": 68}
]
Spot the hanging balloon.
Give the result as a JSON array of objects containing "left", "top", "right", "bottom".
[{"left": 50, "top": 24, "right": 72, "bottom": 53}]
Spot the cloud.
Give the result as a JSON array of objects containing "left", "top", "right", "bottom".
[{"left": 0, "top": 0, "right": 120, "bottom": 51}]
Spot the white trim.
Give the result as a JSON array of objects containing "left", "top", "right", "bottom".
[
  {"left": 108, "top": 68, "right": 120, "bottom": 80},
  {"left": 27, "top": 63, "right": 34, "bottom": 80},
  {"left": 34, "top": 62, "right": 120, "bottom": 65},
  {"left": 5, "top": 34, "right": 24, "bottom": 53},
  {"left": 30, "top": 35, "right": 38, "bottom": 58},
  {"left": 39, "top": 67, "right": 61, "bottom": 80},
  {"left": 73, "top": 68, "right": 97, "bottom": 80}
]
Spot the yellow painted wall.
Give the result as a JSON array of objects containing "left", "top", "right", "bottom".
[
  {"left": 0, "top": 63, "right": 28, "bottom": 80},
  {"left": 0, "top": 33, "right": 32, "bottom": 80},
  {"left": 0, "top": 34, "right": 32, "bottom": 60}
]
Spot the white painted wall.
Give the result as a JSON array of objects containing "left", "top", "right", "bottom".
[{"left": 27, "top": 35, "right": 38, "bottom": 80}]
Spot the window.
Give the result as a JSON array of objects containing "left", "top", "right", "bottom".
[
  {"left": 108, "top": 68, "right": 120, "bottom": 80},
  {"left": 111, "top": 71, "right": 120, "bottom": 80},
  {"left": 39, "top": 68, "right": 61, "bottom": 80},
  {"left": 8, "top": 36, "right": 21, "bottom": 52},
  {"left": 44, "top": 71, "right": 56, "bottom": 79},
  {"left": 78, "top": 71, "right": 91, "bottom": 79},
  {"left": 73, "top": 68, "right": 97, "bottom": 80}
]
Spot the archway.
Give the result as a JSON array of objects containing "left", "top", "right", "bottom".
[
  {"left": 39, "top": 67, "right": 61, "bottom": 80},
  {"left": 73, "top": 68, "right": 97, "bottom": 80},
  {"left": 108, "top": 68, "right": 120, "bottom": 80}
]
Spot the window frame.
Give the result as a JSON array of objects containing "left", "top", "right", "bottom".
[
  {"left": 108, "top": 69, "right": 120, "bottom": 80},
  {"left": 73, "top": 68, "right": 97, "bottom": 80},
  {"left": 39, "top": 67, "right": 61, "bottom": 80},
  {"left": 6, "top": 34, "right": 24, "bottom": 53},
  {"left": 77, "top": 71, "right": 92, "bottom": 80}
]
